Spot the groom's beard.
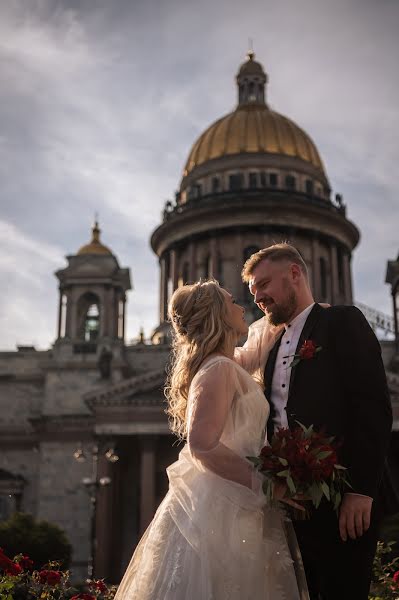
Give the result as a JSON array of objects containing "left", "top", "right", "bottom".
[{"left": 264, "top": 286, "right": 297, "bottom": 326}]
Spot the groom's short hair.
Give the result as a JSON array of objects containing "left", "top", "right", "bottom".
[{"left": 241, "top": 243, "right": 308, "bottom": 282}]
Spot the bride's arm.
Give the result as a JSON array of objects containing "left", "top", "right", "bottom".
[
  {"left": 234, "top": 318, "right": 282, "bottom": 376},
  {"left": 187, "top": 360, "right": 262, "bottom": 493}
]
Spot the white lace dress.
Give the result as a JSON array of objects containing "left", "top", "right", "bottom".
[{"left": 114, "top": 329, "right": 309, "bottom": 600}]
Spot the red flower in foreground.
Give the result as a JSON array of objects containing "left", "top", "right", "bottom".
[
  {"left": 39, "top": 569, "right": 62, "bottom": 585},
  {"left": 299, "top": 340, "right": 318, "bottom": 360},
  {"left": 0, "top": 548, "right": 23, "bottom": 576},
  {"left": 89, "top": 579, "right": 108, "bottom": 593},
  {"left": 71, "top": 594, "right": 96, "bottom": 600},
  {"left": 17, "top": 555, "right": 34, "bottom": 571},
  {"left": 393, "top": 570, "right": 399, "bottom": 585}
]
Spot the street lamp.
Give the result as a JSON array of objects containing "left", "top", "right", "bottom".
[{"left": 73, "top": 440, "right": 119, "bottom": 578}]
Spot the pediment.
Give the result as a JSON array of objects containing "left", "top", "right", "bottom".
[{"left": 84, "top": 369, "right": 166, "bottom": 409}]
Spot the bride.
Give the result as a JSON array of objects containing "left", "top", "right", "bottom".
[{"left": 114, "top": 280, "right": 309, "bottom": 600}]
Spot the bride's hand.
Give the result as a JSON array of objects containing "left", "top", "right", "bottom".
[{"left": 272, "top": 481, "right": 306, "bottom": 512}]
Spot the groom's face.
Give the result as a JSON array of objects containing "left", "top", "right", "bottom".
[{"left": 248, "top": 259, "right": 298, "bottom": 326}]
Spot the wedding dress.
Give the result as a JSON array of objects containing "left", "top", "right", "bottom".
[{"left": 114, "top": 319, "right": 309, "bottom": 600}]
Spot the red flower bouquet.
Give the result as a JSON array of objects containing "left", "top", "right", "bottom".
[{"left": 248, "top": 422, "right": 351, "bottom": 512}]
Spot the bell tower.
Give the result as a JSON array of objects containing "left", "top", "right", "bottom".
[{"left": 55, "top": 221, "right": 131, "bottom": 355}]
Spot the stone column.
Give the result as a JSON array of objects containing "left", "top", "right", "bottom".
[
  {"left": 170, "top": 249, "right": 179, "bottom": 292},
  {"left": 209, "top": 238, "right": 217, "bottom": 278},
  {"left": 311, "top": 237, "right": 320, "bottom": 300},
  {"left": 139, "top": 435, "right": 157, "bottom": 535},
  {"left": 68, "top": 290, "right": 78, "bottom": 339},
  {"left": 188, "top": 243, "right": 196, "bottom": 283},
  {"left": 160, "top": 256, "right": 168, "bottom": 323},
  {"left": 122, "top": 295, "right": 126, "bottom": 340},
  {"left": 57, "top": 291, "right": 63, "bottom": 338},
  {"left": 343, "top": 252, "right": 353, "bottom": 304},
  {"left": 329, "top": 244, "right": 339, "bottom": 305},
  {"left": 94, "top": 453, "right": 114, "bottom": 579},
  {"left": 393, "top": 290, "right": 399, "bottom": 353}
]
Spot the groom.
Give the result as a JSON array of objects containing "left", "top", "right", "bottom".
[{"left": 242, "top": 243, "right": 397, "bottom": 600}]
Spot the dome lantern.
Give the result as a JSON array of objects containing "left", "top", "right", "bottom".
[{"left": 236, "top": 51, "right": 268, "bottom": 107}]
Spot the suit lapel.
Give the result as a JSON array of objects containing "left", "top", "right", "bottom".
[
  {"left": 288, "top": 303, "right": 323, "bottom": 399},
  {"left": 264, "top": 329, "right": 285, "bottom": 442},
  {"left": 264, "top": 329, "right": 285, "bottom": 400}
]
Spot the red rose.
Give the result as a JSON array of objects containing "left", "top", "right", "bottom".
[
  {"left": 299, "top": 340, "right": 317, "bottom": 360},
  {"left": 39, "top": 569, "right": 62, "bottom": 585},
  {"left": 71, "top": 594, "right": 97, "bottom": 600},
  {"left": 0, "top": 548, "right": 23, "bottom": 576},
  {"left": 393, "top": 571, "right": 399, "bottom": 584},
  {"left": 18, "top": 555, "right": 34, "bottom": 571},
  {"left": 89, "top": 580, "right": 108, "bottom": 593}
]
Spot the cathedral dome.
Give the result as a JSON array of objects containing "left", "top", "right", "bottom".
[
  {"left": 77, "top": 221, "right": 113, "bottom": 256},
  {"left": 183, "top": 106, "right": 325, "bottom": 177},
  {"left": 181, "top": 51, "right": 326, "bottom": 185}
]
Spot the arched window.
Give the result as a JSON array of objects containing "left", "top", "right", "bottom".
[
  {"left": 85, "top": 303, "right": 100, "bottom": 342},
  {"left": 285, "top": 175, "right": 296, "bottom": 190},
  {"left": 248, "top": 172, "right": 258, "bottom": 189},
  {"left": 229, "top": 173, "right": 243, "bottom": 191},
  {"left": 305, "top": 179, "right": 314, "bottom": 195},
  {"left": 77, "top": 293, "right": 101, "bottom": 342},
  {"left": 269, "top": 173, "right": 278, "bottom": 186},
  {"left": 212, "top": 177, "right": 220, "bottom": 193}
]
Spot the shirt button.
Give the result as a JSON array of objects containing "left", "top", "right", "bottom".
[
  {"left": 287, "top": 324, "right": 291, "bottom": 328},
  {"left": 286, "top": 340, "right": 290, "bottom": 344},
  {"left": 283, "top": 361, "right": 287, "bottom": 365},
  {"left": 282, "top": 384, "right": 286, "bottom": 388}
]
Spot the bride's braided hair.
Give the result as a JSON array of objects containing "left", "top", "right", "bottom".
[{"left": 165, "top": 279, "right": 235, "bottom": 439}]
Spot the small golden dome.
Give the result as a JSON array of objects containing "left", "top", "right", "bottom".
[
  {"left": 77, "top": 221, "right": 113, "bottom": 256},
  {"left": 183, "top": 105, "right": 325, "bottom": 177}
]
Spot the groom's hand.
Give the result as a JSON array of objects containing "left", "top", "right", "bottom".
[{"left": 339, "top": 494, "right": 373, "bottom": 541}]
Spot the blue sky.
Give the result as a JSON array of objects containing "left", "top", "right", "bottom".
[{"left": 0, "top": 0, "right": 398, "bottom": 349}]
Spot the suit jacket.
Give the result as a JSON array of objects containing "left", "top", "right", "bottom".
[{"left": 264, "top": 303, "right": 399, "bottom": 515}]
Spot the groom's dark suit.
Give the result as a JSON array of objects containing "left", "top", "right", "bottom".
[{"left": 264, "top": 303, "right": 398, "bottom": 600}]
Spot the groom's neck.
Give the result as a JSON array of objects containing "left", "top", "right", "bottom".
[{"left": 287, "top": 291, "right": 315, "bottom": 324}]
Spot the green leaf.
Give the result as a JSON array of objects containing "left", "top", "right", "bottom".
[
  {"left": 246, "top": 456, "right": 261, "bottom": 467},
  {"left": 334, "top": 464, "right": 347, "bottom": 470},
  {"left": 286, "top": 475, "right": 297, "bottom": 495},
  {"left": 278, "top": 457, "right": 288, "bottom": 466},
  {"left": 321, "top": 481, "right": 330, "bottom": 500},
  {"left": 309, "top": 482, "right": 324, "bottom": 508},
  {"left": 277, "top": 469, "right": 290, "bottom": 478},
  {"left": 317, "top": 450, "right": 333, "bottom": 460}
]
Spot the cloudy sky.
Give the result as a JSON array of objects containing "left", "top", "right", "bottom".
[{"left": 0, "top": 0, "right": 398, "bottom": 350}]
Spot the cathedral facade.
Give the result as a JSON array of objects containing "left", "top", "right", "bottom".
[{"left": 0, "top": 53, "right": 398, "bottom": 583}]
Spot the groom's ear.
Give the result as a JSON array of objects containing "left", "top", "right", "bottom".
[{"left": 290, "top": 263, "right": 302, "bottom": 282}]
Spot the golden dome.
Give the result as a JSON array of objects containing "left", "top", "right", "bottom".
[
  {"left": 182, "top": 52, "right": 326, "bottom": 180},
  {"left": 183, "top": 105, "right": 325, "bottom": 177},
  {"left": 77, "top": 221, "right": 113, "bottom": 256}
]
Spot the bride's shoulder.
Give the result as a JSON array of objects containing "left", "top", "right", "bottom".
[{"left": 193, "top": 354, "right": 237, "bottom": 380}]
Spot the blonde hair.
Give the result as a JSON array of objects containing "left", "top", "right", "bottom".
[
  {"left": 241, "top": 242, "right": 308, "bottom": 282},
  {"left": 165, "top": 280, "right": 236, "bottom": 439}
]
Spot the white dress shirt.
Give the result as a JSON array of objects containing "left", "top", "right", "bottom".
[{"left": 270, "top": 303, "right": 315, "bottom": 432}]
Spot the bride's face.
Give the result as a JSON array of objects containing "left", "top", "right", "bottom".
[{"left": 220, "top": 288, "right": 248, "bottom": 336}]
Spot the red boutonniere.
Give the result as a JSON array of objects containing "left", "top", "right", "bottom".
[{"left": 284, "top": 339, "right": 322, "bottom": 369}]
